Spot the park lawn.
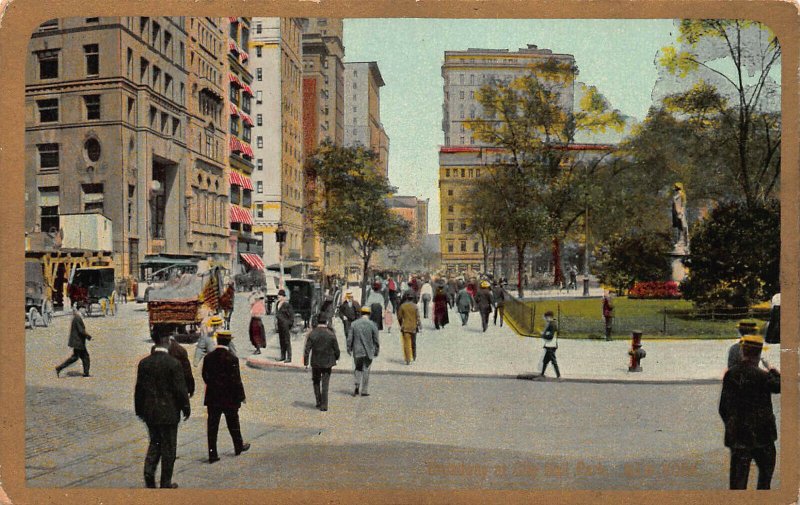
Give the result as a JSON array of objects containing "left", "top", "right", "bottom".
[{"left": 519, "top": 297, "right": 739, "bottom": 340}]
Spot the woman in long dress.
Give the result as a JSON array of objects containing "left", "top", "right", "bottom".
[{"left": 248, "top": 292, "right": 267, "bottom": 354}]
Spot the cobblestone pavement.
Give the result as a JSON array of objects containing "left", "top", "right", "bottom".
[{"left": 24, "top": 296, "right": 782, "bottom": 490}]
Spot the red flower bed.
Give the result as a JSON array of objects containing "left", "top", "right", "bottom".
[{"left": 629, "top": 281, "right": 682, "bottom": 299}]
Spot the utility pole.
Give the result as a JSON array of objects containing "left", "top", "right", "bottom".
[{"left": 583, "top": 192, "right": 590, "bottom": 296}]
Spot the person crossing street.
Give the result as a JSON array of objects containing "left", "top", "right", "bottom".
[
  {"left": 537, "top": 311, "right": 561, "bottom": 379},
  {"left": 55, "top": 306, "right": 94, "bottom": 378},
  {"left": 347, "top": 307, "right": 380, "bottom": 396},
  {"left": 303, "top": 315, "right": 340, "bottom": 411}
]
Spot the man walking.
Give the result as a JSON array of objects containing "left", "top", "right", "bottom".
[
  {"left": 135, "top": 332, "right": 191, "bottom": 489},
  {"left": 456, "top": 283, "right": 473, "bottom": 326},
  {"left": 419, "top": 280, "right": 433, "bottom": 319},
  {"left": 387, "top": 277, "right": 399, "bottom": 313},
  {"left": 203, "top": 330, "right": 250, "bottom": 463},
  {"left": 719, "top": 334, "right": 781, "bottom": 489},
  {"left": 303, "top": 315, "right": 340, "bottom": 411},
  {"left": 275, "top": 289, "right": 294, "bottom": 363},
  {"left": 347, "top": 307, "right": 380, "bottom": 396},
  {"left": 475, "top": 281, "right": 495, "bottom": 332},
  {"left": 538, "top": 311, "right": 561, "bottom": 378},
  {"left": 492, "top": 281, "right": 506, "bottom": 327},
  {"left": 397, "top": 294, "right": 421, "bottom": 365},
  {"left": 153, "top": 336, "right": 195, "bottom": 398},
  {"left": 602, "top": 290, "right": 614, "bottom": 341},
  {"left": 55, "top": 306, "right": 93, "bottom": 377},
  {"left": 338, "top": 291, "right": 360, "bottom": 339}
]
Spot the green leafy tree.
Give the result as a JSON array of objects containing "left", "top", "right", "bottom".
[
  {"left": 595, "top": 230, "right": 673, "bottom": 294},
  {"left": 466, "top": 61, "right": 626, "bottom": 288},
  {"left": 308, "top": 142, "right": 412, "bottom": 304},
  {"left": 657, "top": 20, "right": 781, "bottom": 207},
  {"left": 681, "top": 199, "right": 779, "bottom": 308}
]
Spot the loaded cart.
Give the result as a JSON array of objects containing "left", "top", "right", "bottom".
[{"left": 147, "top": 266, "right": 224, "bottom": 343}]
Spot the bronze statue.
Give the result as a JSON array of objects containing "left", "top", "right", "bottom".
[{"left": 671, "top": 182, "right": 689, "bottom": 253}]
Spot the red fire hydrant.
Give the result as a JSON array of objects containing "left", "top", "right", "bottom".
[{"left": 628, "top": 330, "right": 646, "bottom": 372}]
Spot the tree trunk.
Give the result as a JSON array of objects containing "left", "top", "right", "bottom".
[
  {"left": 492, "top": 245, "right": 498, "bottom": 279},
  {"left": 552, "top": 237, "right": 563, "bottom": 288},
  {"left": 360, "top": 253, "right": 371, "bottom": 306},
  {"left": 482, "top": 237, "right": 489, "bottom": 275},
  {"left": 516, "top": 243, "right": 526, "bottom": 298}
]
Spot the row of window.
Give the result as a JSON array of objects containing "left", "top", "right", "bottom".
[
  {"left": 444, "top": 168, "right": 481, "bottom": 179},
  {"left": 446, "top": 242, "right": 482, "bottom": 253},
  {"left": 446, "top": 221, "right": 469, "bottom": 232},
  {"left": 36, "top": 44, "right": 98, "bottom": 79}
]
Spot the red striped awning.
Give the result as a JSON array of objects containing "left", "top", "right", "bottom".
[
  {"left": 228, "top": 40, "right": 240, "bottom": 54},
  {"left": 229, "top": 136, "right": 243, "bottom": 153},
  {"left": 242, "top": 84, "right": 254, "bottom": 97},
  {"left": 241, "top": 253, "right": 265, "bottom": 271},
  {"left": 229, "top": 171, "right": 243, "bottom": 187},
  {"left": 239, "top": 51, "right": 249, "bottom": 63},
  {"left": 241, "top": 112, "right": 254, "bottom": 127},
  {"left": 229, "top": 204, "right": 254, "bottom": 225},
  {"left": 229, "top": 104, "right": 240, "bottom": 117},
  {"left": 228, "top": 73, "right": 242, "bottom": 88},
  {"left": 240, "top": 141, "right": 254, "bottom": 158},
  {"left": 228, "top": 17, "right": 239, "bottom": 23},
  {"left": 239, "top": 173, "right": 253, "bottom": 190}
]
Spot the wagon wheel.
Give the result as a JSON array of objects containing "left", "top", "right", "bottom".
[
  {"left": 41, "top": 299, "right": 53, "bottom": 327},
  {"left": 28, "top": 307, "right": 41, "bottom": 328}
]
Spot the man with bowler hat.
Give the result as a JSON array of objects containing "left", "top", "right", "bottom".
[
  {"left": 55, "top": 306, "right": 94, "bottom": 377},
  {"left": 203, "top": 330, "right": 250, "bottom": 463},
  {"left": 135, "top": 332, "right": 191, "bottom": 488},
  {"left": 347, "top": 306, "right": 380, "bottom": 396},
  {"left": 275, "top": 289, "right": 295, "bottom": 362},
  {"left": 719, "top": 334, "right": 781, "bottom": 489},
  {"left": 303, "top": 314, "right": 340, "bottom": 411}
]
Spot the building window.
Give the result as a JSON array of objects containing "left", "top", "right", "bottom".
[
  {"left": 38, "top": 19, "right": 59, "bottom": 32},
  {"left": 139, "top": 17, "right": 149, "bottom": 35},
  {"left": 256, "top": 181, "right": 263, "bottom": 194},
  {"left": 152, "top": 21, "right": 161, "bottom": 46},
  {"left": 473, "top": 242, "right": 479, "bottom": 253},
  {"left": 160, "top": 112, "right": 169, "bottom": 133},
  {"left": 229, "top": 116, "right": 239, "bottom": 135},
  {"left": 256, "top": 158, "right": 263, "bottom": 170},
  {"left": 256, "top": 67, "right": 262, "bottom": 81},
  {"left": 172, "top": 117, "right": 180, "bottom": 136},
  {"left": 256, "top": 90, "right": 262, "bottom": 104},
  {"left": 445, "top": 169, "right": 450, "bottom": 177},
  {"left": 241, "top": 27, "right": 249, "bottom": 50},
  {"left": 256, "top": 205, "right": 264, "bottom": 218},
  {"left": 447, "top": 189, "right": 453, "bottom": 196},
  {"left": 164, "top": 31, "right": 172, "bottom": 55},
  {"left": 256, "top": 136, "right": 263, "bottom": 148},
  {"left": 256, "top": 113, "right": 262, "bottom": 126},
  {"left": 448, "top": 244, "right": 454, "bottom": 253},
  {"left": 461, "top": 241, "right": 466, "bottom": 252},
  {"left": 256, "top": 46, "right": 262, "bottom": 57},
  {"left": 459, "top": 74, "right": 464, "bottom": 84},
  {"left": 39, "top": 187, "right": 59, "bottom": 232},
  {"left": 468, "top": 169, "right": 474, "bottom": 178},
  {"left": 37, "top": 50, "right": 59, "bottom": 79},
  {"left": 459, "top": 90, "right": 464, "bottom": 99},
  {"left": 84, "top": 95, "right": 100, "bottom": 120},
  {"left": 152, "top": 65, "right": 161, "bottom": 89},
  {"left": 84, "top": 138, "right": 101, "bottom": 162},
  {"left": 448, "top": 205, "right": 454, "bottom": 214},
  {"left": 149, "top": 106, "right": 157, "bottom": 128},
  {"left": 461, "top": 169, "right": 466, "bottom": 178},
  {"left": 127, "top": 97, "right": 135, "bottom": 120},
  {"left": 82, "top": 183, "right": 104, "bottom": 213},
  {"left": 243, "top": 125, "right": 251, "bottom": 142},
  {"left": 256, "top": 23, "right": 262, "bottom": 34},
  {"left": 126, "top": 48, "right": 133, "bottom": 77},
  {"left": 84, "top": 44, "right": 99, "bottom": 75},
  {"left": 140, "top": 57, "right": 149, "bottom": 82},
  {"left": 447, "top": 222, "right": 454, "bottom": 232},
  {"left": 37, "top": 99, "right": 59, "bottom": 123},
  {"left": 241, "top": 94, "right": 251, "bottom": 113},
  {"left": 165, "top": 74, "right": 173, "bottom": 97},
  {"left": 38, "top": 143, "right": 59, "bottom": 169}
]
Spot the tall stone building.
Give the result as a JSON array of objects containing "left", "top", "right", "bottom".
[
  {"left": 344, "top": 61, "right": 389, "bottom": 177},
  {"left": 25, "top": 17, "right": 193, "bottom": 278},
  {"left": 438, "top": 45, "right": 576, "bottom": 275},
  {"left": 301, "top": 18, "right": 347, "bottom": 279},
  {"left": 186, "top": 17, "right": 230, "bottom": 267},
  {"left": 250, "top": 18, "right": 306, "bottom": 271},
  {"left": 225, "top": 17, "right": 262, "bottom": 274}
]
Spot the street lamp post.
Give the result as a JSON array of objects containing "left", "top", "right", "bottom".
[
  {"left": 583, "top": 191, "right": 590, "bottom": 297},
  {"left": 275, "top": 223, "right": 287, "bottom": 291}
]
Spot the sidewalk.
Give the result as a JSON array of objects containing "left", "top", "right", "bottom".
[{"left": 244, "top": 306, "right": 757, "bottom": 384}]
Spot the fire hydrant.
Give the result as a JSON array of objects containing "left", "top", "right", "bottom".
[{"left": 628, "top": 330, "right": 646, "bottom": 372}]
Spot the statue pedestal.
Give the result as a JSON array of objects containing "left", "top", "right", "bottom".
[{"left": 668, "top": 244, "right": 689, "bottom": 283}]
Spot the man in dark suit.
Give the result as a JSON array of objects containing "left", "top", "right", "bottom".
[
  {"left": 338, "top": 291, "right": 361, "bottom": 339},
  {"left": 303, "top": 315, "right": 340, "bottom": 411},
  {"left": 55, "top": 307, "right": 93, "bottom": 377},
  {"left": 135, "top": 332, "right": 191, "bottom": 489},
  {"left": 150, "top": 336, "right": 195, "bottom": 397},
  {"left": 719, "top": 334, "right": 781, "bottom": 489},
  {"left": 203, "top": 330, "right": 250, "bottom": 463},
  {"left": 275, "top": 289, "right": 295, "bottom": 363}
]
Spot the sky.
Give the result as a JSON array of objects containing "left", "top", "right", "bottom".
[{"left": 342, "top": 18, "right": 679, "bottom": 234}]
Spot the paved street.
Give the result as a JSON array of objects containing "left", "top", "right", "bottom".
[{"left": 25, "top": 296, "right": 783, "bottom": 490}]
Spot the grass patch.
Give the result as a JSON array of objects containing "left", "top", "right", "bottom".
[{"left": 517, "top": 297, "right": 765, "bottom": 340}]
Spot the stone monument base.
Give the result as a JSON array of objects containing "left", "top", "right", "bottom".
[{"left": 669, "top": 254, "right": 688, "bottom": 283}]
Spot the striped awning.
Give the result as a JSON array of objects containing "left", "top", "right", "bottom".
[
  {"left": 228, "top": 171, "right": 254, "bottom": 191},
  {"left": 241, "top": 253, "right": 265, "bottom": 271},
  {"left": 239, "top": 51, "right": 249, "bottom": 63},
  {"left": 229, "top": 204, "right": 253, "bottom": 225},
  {"left": 228, "top": 17, "right": 239, "bottom": 23},
  {"left": 240, "top": 141, "right": 254, "bottom": 158},
  {"left": 241, "top": 112, "right": 254, "bottom": 127},
  {"left": 228, "top": 73, "right": 242, "bottom": 88},
  {"left": 228, "top": 40, "right": 240, "bottom": 54},
  {"left": 242, "top": 84, "right": 254, "bottom": 97},
  {"left": 229, "top": 103, "right": 240, "bottom": 116},
  {"left": 229, "top": 136, "right": 243, "bottom": 153}
]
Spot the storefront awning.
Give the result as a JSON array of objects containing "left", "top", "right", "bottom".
[{"left": 240, "top": 253, "right": 265, "bottom": 271}]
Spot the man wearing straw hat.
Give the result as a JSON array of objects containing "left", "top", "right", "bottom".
[
  {"left": 727, "top": 320, "right": 760, "bottom": 370},
  {"left": 719, "top": 333, "right": 781, "bottom": 489},
  {"left": 203, "top": 330, "right": 250, "bottom": 463},
  {"left": 194, "top": 314, "right": 224, "bottom": 366}
]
